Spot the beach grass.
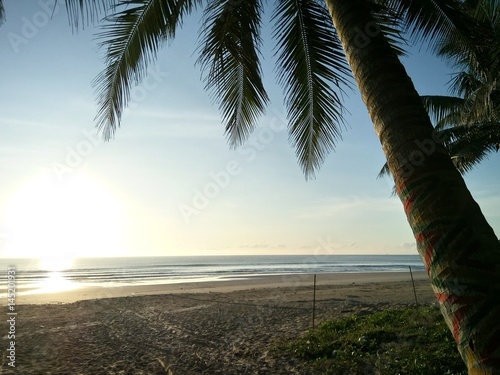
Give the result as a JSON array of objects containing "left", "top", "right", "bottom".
[{"left": 279, "top": 305, "right": 467, "bottom": 375}]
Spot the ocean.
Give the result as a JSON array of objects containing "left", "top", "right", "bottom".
[{"left": 0, "top": 254, "right": 425, "bottom": 296}]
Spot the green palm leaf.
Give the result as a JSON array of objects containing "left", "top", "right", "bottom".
[
  {"left": 64, "top": 0, "right": 118, "bottom": 29},
  {"left": 272, "top": 0, "right": 352, "bottom": 179},
  {"left": 449, "top": 70, "right": 482, "bottom": 97},
  {"left": 380, "top": 0, "right": 500, "bottom": 181},
  {"left": 197, "top": 0, "right": 269, "bottom": 147},
  {"left": 368, "top": 0, "right": 408, "bottom": 56},
  {"left": 377, "top": 162, "right": 391, "bottom": 180},
  {"left": 439, "top": 1, "right": 500, "bottom": 73},
  {"left": 94, "top": 0, "right": 200, "bottom": 140},
  {"left": 442, "top": 122, "right": 500, "bottom": 173},
  {"left": 0, "top": 1, "right": 116, "bottom": 30},
  {"left": 420, "top": 95, "right": 465, "bottom": 126},
  {"left": 384, "top": 0, "right": 477, "bottom": 51},
  {"left": 449, "top": 71, "right": 499, "bottom": 123}
]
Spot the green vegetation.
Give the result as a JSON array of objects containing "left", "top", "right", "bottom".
[{"left": 280, "top": 306, "right": 467, "bottom": 375}]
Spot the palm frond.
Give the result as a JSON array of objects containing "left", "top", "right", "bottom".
[
  {"left": 441, "top": 122, "right": 500, "bottom": 173},
  {"left": 420, "top": 95, "right": 464, "bottom": 126},
  {"left": 449, "top": 70, "right": 482, "bottom": 97},
  {"left": 379, "top": 2, "right": 500, "bottom": 182},
  {"left": 367, "top": 0, "right": 408, "bottom": 56},
  {"left": 272, "top": 0, "right": 352, "bottom": 179},
  {"left": 64, "top": 0, "right": 118, "bottom": 30},
  {"left": 94, "top": 0, "right": 200, "bottom": 140},
  {"left": 377, "top": 162, "right": 391, "bottom": 179},
  {"left": 491, "top": 5, "right": 500, "bottom": 69},
  {"left": 384, "top": 0, "right": 478, "bottom": 53},
  {"left": 377, "top": 161, "right": 398, "bottom": 196},
  {"left": 433, "top": 1, "right": 499, "bottom": 76},
  {"left": 197, "top": 0, "right": 269, "bottom": 147},
  {"left": 448, "top": 70, "right": 500, "bottom": 123},
  {"left": 464, "top": 77, "right": 498, "bottom": 121}
]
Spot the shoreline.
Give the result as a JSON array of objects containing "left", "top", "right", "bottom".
[{"left": 5, "top": 270, "right": 429, "bottom": 305}]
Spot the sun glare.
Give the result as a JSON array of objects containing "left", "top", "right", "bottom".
[
  {"left": 3, "top": 173, "right": 124, "bottom": 259},
  {"left": 33, "top": 271, "right": 79, "bottom": 294}
]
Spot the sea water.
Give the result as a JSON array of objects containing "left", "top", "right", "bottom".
[{"left": 0, "top": 255, "right": 424, "bottom": 295}]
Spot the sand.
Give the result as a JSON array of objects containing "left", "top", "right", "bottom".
[{"left": 0, "top": 272, "right": 436, "bottom": 374}]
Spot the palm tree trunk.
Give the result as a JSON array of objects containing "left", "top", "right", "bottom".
[{"left": 325, "top": 0, "right": 500, "bottom": 372}]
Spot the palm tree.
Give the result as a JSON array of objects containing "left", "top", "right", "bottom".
[
  {"left": 327, "top": 5, "right": 500, "bottom": 371},
  {"left": 421, "top": 0, "right": 500, "bottom": 172},
  {"left": 379, "top": 1, "right": 500, "bottom": 178},
  {"left": 5, "top": 0, "right": 500, "bottom": 372}
]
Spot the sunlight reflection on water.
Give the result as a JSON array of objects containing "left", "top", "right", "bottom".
[
  {"left": 23, "top": 256, "right": 81, "bottom": 294},
  {"left": 35, "top": 271, "right": 79, "bottom": 293}
]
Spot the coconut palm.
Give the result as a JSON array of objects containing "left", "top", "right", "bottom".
[
  {"left": 379, "top": 1, "right": 500, "bottom": 178},
  {"left": 4, "top": 0, "right": 500, "bottom": 372},
  {"left": 421, "top": 0, "right": 500, "bottom": 172},
  {"left": 326, "top": 6, "right": 499, "bottom": 371}
]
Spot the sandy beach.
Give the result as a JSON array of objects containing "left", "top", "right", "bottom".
[{"left": 1, "top": 272, "right": 436, "bottom": 374}]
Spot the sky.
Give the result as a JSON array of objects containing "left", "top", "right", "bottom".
[{"left": 0, "top": 1, "right": 499, "bottom": 260}]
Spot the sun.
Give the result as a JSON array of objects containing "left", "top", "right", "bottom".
[{"left": 3, "top": 172, "right": 124, "bottom": 260}]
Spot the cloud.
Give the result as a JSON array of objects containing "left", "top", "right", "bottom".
[
  {"left": 239, "top": 243, "right": 270, "bottom": 249},
  {"left": 401, "top": 242, "right": 416, "bottom": 250},
  {"left": 297, "top": 238, "right": 361, "bottom": 254},
  {"left": 238, "top": 243, "right": 290, "bottom": 250}
]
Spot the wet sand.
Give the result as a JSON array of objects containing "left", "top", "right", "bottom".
[{"left": 1, "top": 272, "right": 436, "bottom": 374}]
